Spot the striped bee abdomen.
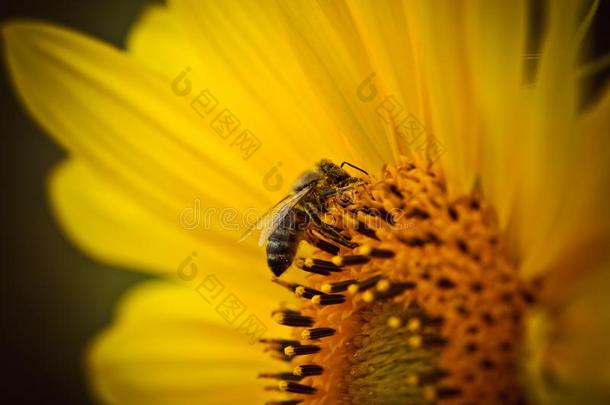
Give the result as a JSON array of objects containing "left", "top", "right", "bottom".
[{"left": 267, "top": 210, "right": 307, "bottom": 277}]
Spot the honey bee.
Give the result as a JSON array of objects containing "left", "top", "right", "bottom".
[{"left": 241, "top": 160, "right": 367, "bottom": 277}]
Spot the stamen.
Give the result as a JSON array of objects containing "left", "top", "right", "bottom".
[
  {"left": 321, "top": 279, "right": 357, "bottom": 293},
  {"left": 259, "top": 338, "right": 301, "bottom": 351},
  {"left": 363, "top": 281, "right": 417, "bottom": 302},
  {"left": 406, "top": 207, "right": 431, "bottom": 220},
  {"left": 294, "top": 285, "right": 325, "bottom": 300},
  {"left": 354, "top": 206, "right": 396, "bottom": 225},
  {"left": 284, "top": 345, "right": 321, "bottom": 357},
  {"left": 295, "top": 257, "right": 342, "bottom": 275},
  {"left": 370, "top": 248, "right": 395, "bottom": 258},
  {"left": 331, "top": 255, "right": 370, "bottom": 266},
  {"left": 388, "top": 183, "right": 404, "bottom": 198},
  {"left": 354, "top": 246, "right": 395, "bottom": 258},
  {"left": 310, "top": 258, "right": 343, "bottom": 271},
  {"left": 273, "top": 311, "right": 314, "bottom": 327},
  {"left": 278, "top": 381, "right": 316, "bottom": 395},
  {"left": 271, "top": 278, "right": 298, "bottom": 293},
  {"left": 347, "top": 275, "right": 382, "bottom": 294},
  {"left": 297, "top": 265, "right": 330, "bottom": 276},
  {"left": 311, "top": 294, "right": 346, "bottom": 305},
  {"left": 293, "top": 364, "right": 324, "bottom": 377},
  {"left": 353, "top": 220, "right": 379, "bottom": 240},
  {"left": 258, "top": 372, "right": 303, "bottom": 382},
  {"left": 301, "top": 327, "right": 336, "bottom": 340}
]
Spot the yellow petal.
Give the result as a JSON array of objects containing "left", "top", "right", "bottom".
[
  {"left": 347, "top": 0, "right": 443, "bottom": 165},
  {"left": 402, "top": 1, "right": 484, "bottom": 194},
  {"left": 349, "top": 1, "right": 524, "bottom": 197},
  {"left": 48, "top": 159, "right": 285, "bottom": 304},
  {"left": 125, "top": 4, "right": 197, "bottom": 81},
  {"left": 168, "top": 0, "right": 394, "bottom": 169},
  {"left": 465, "top": 0, "right": 527, "bottom": 225},
  {"left": 531, "top": 84, "right": 610, "bottom": 281},
  {"left": 88, "top": 281, "right": 283, "bottom": 405},
  {"left": 3, "top": 20, "right": 269, "bottom": 202},
  {"left": 512, "top": 1, "right": 610, "bottom": 278},
  {"left": 3, "top": 19, "right": 329, "bottom": 278},
  {"left": 127, "top": 2, "right": 375, "bottom": 174},
  {"left": 2, "top": 19, "right": 296, "bottom": 246}
]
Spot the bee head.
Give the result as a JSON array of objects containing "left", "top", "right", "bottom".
[{"left": 317, "top": 159, "right": 351, "bottom": 184}]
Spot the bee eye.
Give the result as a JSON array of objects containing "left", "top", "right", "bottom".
[{"left": 317, "top": 159, "right": 336, "bottom": 174}]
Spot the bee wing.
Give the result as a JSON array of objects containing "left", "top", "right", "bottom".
[
  {"left": 238, "top": 186, "right": 312, "bottom": 244},
  {"left": 238, "top": 194, "right": 292, "bottom": 242},
  {"left": 249, "top": 185, "right": 313, "bottom": 247}
]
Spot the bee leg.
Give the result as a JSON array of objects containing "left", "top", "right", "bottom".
[
  {"left": 304, "top": 229, "right": 340, "bottom": 256},
  {"left": 303, "top": 202, "right": 357, "bottom": 249},
  {"left": 322, "top": 188, "right": 350, "bottom": 209},
  {"left": 320, "top": 182, "right": 366, "bottom": 198},
  {"left": 319, "top": 181, "right": 371, "bottom": 207}
]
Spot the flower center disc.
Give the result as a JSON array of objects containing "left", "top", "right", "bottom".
[{"left": 261, "top": 161, "right": 538, "bottom": 404}]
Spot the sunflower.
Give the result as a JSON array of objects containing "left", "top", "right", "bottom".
[{"left": 3, "top": 0, "right": 610, "bottom": 404}]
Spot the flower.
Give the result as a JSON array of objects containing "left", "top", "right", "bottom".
[{"left": 3, "top": 1, "right": 610, "bottom": 404}]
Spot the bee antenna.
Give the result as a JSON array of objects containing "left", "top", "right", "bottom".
[{"left": 341, "top": 161, "right": 369, "bottom": 176}]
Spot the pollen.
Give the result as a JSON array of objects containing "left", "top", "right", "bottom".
[{"left": 260, "top": 161, "right": 539, "bottom": 404}]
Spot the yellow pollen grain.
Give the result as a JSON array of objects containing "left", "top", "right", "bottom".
[
  {"left": 304, "top": 258, "right": 314, "bottom": 267},
  {"left": 356, "top": 245, "right": 372, "bottom": 256},
  {"left": 293, "top": 366, "right": 303, "bottom": 376},
  {"left": 406, "top": 373, "right": 419, "bottom": 386},
  {"left": 278, "top": 381, "right": 289, "bottom": 391},
  {"left": 311, "top": 295, "right": 322, "bottom": 304},
  {"left": 362, "top": 291, "right": 375, "bottom": 303},
  {"left": 376, "top": 279, "right": 391, "bottom": 292},
  {"left": 321, "top": 283, "right": 332, "bottom": 294},
  {"left": 408, "top": 335, "right": 422, "bottom": 348},
  {"left": 387, "top": 316, "right": 402, "bottom": 329},
  {"left": 295, "top": 286, "right": 305, "bottom": 297},
  {"left": 407, "top": 318, "right": 421, "bottom": 332},
  {"left": 284, "top": 346, "right": 295, "bottom": 356},
  {"left": 347, "top": 284, "right": 359, "bottom": 294},
  {"left": 332, "top": 256, "right": 343, "bottom": 266},
  {"left": 301, "top": 329, "right": 311, "bottom": 339}
]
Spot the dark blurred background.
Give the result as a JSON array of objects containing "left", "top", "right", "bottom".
[
  {"left": 0, "top": 1, "right": 155, "bottom": 403},
  {"left": 0, "top": 1, "right": 608, "bottom": 404}
]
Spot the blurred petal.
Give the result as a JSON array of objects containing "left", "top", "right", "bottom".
[
  {"left": 523, "top": 263, "right": 610, "bottom": 404},
  {"left": 514, "top": 1, "right": 610, "bottom": 278},
  {"left": 2, "top": 20, "right": 306, "bottom": 276},
  {"left": 49, "top": 159, "right": 283, "bottom": 303},
  {"left": 88, "top": 281, "right": 283, "bottom": 405},
  {"left": 2, "top": 19, "right": 270, "bottom": 207}
]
